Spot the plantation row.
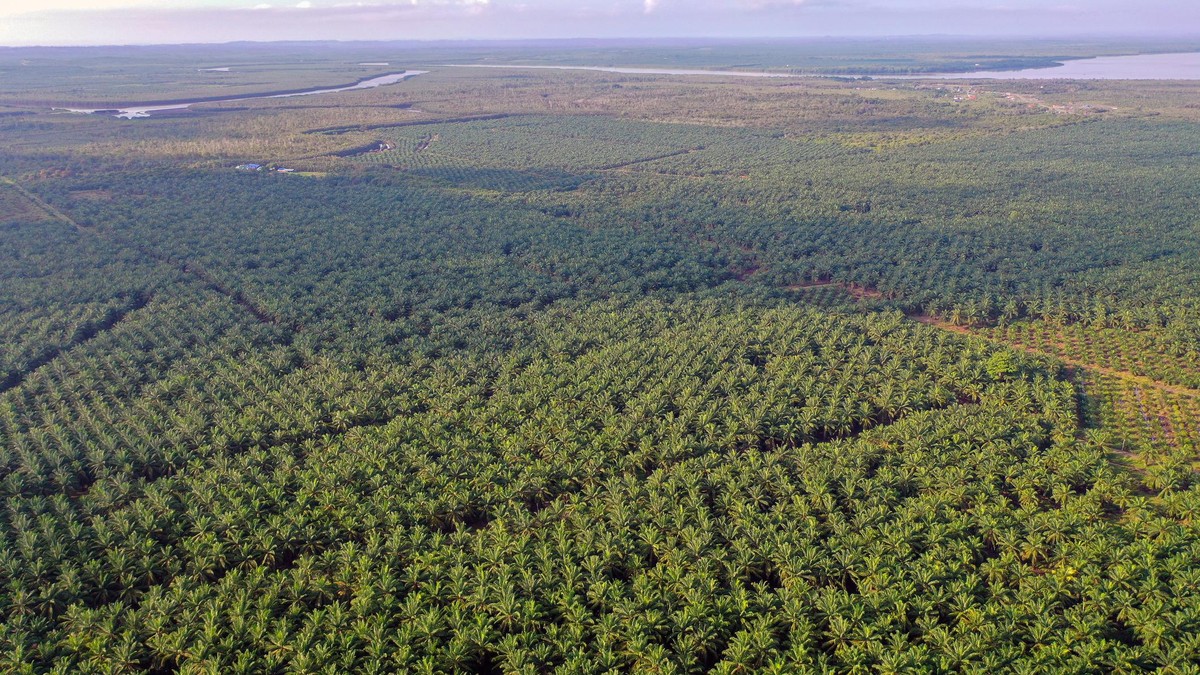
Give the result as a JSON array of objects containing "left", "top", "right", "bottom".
[
  {"left": 335, "top": 117, "right": 864, "bottom": 179},
  {"left": 20, "top": 104, "right": 1200, "bottom": 358},
  {"left": 0, "top": 287, "right": 285, "bottom": 496},
  {"left": 340, "top": 116, "right": 718, "bottom": 173},
  {"left": 499, "top": 117, "right": 1200, "bottom": 355},
  {"left": 2, "top": 53, "right": 1199, "bottom": 672},
  {"left": 0, "top": 298, "right": 138, "bottom": 391},
  {"left": 1072, "top": 370, "right": 1200, "bottom": 485},
  {"left": 780, "top": 283, "right": 865, "bottom": 310},
  {"left": 11, "top": 297, "right": 1200, "bottom": 672},
  {"left": 0, "top": 184, "right": 49, "bottom": 226},
  {"left": 979, "top": 321, "right": 1200, "bottom": 390},
  {"left": 31, "top": 170, "right": 739, "bottom": 347}
]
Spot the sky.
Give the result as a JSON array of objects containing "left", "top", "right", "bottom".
[{"left": 1, "top": 0, "right": 1198, "bottom": 46}]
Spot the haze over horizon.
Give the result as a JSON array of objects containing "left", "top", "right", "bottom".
[{"left": 2, "top": 0, "right": 1199, "bottom": 48}]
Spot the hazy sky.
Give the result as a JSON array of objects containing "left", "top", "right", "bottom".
[{"left": 2, "top": 0, "right": 1198, "bottom": 46}]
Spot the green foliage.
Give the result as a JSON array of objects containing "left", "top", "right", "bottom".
[
  {"left": 3, "top": 294, "right": 1174, "bottom": 673},
  {"left": 986, "top": 351, "right": 1019, "bottom": 381},
  {"left": 1, "top": 42, "right": 1199, "bottom": 673}
]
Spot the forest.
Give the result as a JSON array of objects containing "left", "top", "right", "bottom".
[{"left": 1, "top": 40, "right": 1200, "bottom": 672}]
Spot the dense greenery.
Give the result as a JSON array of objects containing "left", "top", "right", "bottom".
[{"left": 2, "top": 42, "right": 1200, "bottom": 672}]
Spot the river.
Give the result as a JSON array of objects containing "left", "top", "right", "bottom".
[{"left": 55, "top": 70, "right": 428, "bottom": 119}]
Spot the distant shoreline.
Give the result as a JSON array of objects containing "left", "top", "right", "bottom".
[{"left": 449, "top": 51, "right": 1200, "bottom": 81}]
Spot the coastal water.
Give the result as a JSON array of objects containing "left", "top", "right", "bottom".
[{"left": 902, "top": 52, "right": 1200, "bottom": 80}]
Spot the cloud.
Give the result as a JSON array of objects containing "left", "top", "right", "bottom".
[
  {"left": 0, "top": 0, "right": 160, "bottom": 18},
  {"left": 739, "top": 0, "right": 809, "bottom": 5},
  {"left": 2, "top": 0, "right": 1198, "bottom": 45}
]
